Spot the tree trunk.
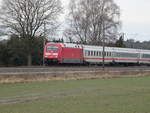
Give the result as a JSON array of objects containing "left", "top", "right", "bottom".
[{"left": 27, "top": 53, "right": 32, "bottom": 66}]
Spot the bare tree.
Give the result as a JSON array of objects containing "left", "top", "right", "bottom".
[
  {"left": 0, "top": 0, "right": 62, "bottom": 65},
  {"left": 64, "top": 0, "right": 120, "bottom": 45}
]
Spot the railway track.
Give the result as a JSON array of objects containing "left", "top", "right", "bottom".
[{"left": 0, "top": 66, "right": 150, "bottom": 75}]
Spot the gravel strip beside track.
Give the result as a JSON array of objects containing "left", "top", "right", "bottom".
[{"left": 0, "top": 66, "right": 150, "bottom": 74}]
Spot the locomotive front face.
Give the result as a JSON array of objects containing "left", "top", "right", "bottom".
[
  {"left": 44, "top": 44, "right": 61, "bottom": 64},
  {"left": 45, "top": 45, "right": 59, "bottom": 58}
]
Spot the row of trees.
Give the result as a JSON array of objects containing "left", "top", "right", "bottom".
[
  {"left": 64, "top": 0, "right": 120, "bottom": 45},
  {"left": 0, "top": 35, "right": 44, "bottom": 66},
  {"left": 0, "top": 0, "right": 121, "bottom": 66},
  {"left": 124, "top": 39, "right": 150, "bottom": 50}
]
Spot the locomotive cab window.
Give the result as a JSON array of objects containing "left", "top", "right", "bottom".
[{"left": 47, "top": 46, "right": 58, "bottom": 52}]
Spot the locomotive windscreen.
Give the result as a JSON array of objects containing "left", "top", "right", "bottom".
[{"left": 47, "top": 46, "right": 58, "bottom": 52}]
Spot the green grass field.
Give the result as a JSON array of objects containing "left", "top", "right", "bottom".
[{"left": 0, "top": 77, "right": 150, "bottom": 113}]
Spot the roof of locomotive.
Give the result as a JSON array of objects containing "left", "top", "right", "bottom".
[{"left": 46, "top": 42, "right": 82, "bottom": 48}]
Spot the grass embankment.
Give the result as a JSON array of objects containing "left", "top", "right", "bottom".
[
  {"left": 0, "top": 77, "right": 150, "bottom": 113},
  {"left": 0, "top": 69, "right": 149, "bottom": 83}
]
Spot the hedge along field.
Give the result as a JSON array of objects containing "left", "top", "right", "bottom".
[{"left": 0, "top": 77, "right": 150, "bottom": 113}]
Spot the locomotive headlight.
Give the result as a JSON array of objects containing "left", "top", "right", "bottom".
[
  {"left": 53, "top": 53, "right": 58, "bottom": 56},
  {"left": 45, "top": 53, "right": 58, "bottom": 56},
  {"left": 46, "top": 53, "right": 52, "bottom": 55}
]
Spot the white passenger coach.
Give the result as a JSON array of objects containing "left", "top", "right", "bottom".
[{"left": 83, "top": 45, "right": 150, "bottom": 65}]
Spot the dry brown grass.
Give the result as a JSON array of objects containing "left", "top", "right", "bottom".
[{"left": 0, "top": 70, "right": 150, "bottom": 84}]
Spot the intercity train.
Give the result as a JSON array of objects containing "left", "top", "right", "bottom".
[{"left": 44, "top": 43, "right": 150, "bottom": 65}]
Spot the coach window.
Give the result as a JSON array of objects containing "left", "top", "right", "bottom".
[
  {"left": 94, "top": 51, "right": 96, "bottom": 56},
  {"left": 103, "top": 52, "right": 105, "bottom": 56},
  {"left": 97, "top": 51, "right": 99, "bottom": 56},
  {"left": 110, "top": 52, "right": 112, "bottom": 57},
  {"left": 86, "top": 51, "right": 88, "bottom": 56},
  {"left": 88, "top": 51, "right": 90, "bottom": 56},
  {"left": 143, "top": 54, "right": 150, "bottom": 58},
  {"left": 105, "top": 52, "right": 107, "bottom": 57},
  {"left": 108, "top": 52, "right": 110, "bottom": 57},
  {"left": 100, "top": 52, "right": 102, "bottom": 57},
  {"left": 90, "top": 51, "right": 93, "bottom": 56},
  {"left": 102, "top": 52, "right": 104, "bottom": 56},
  {"left": 84, "top": 51, "right": 86, "bottom": 56},
  {"left": 107, "top": 52, "right": 109, "bottom": 57}
]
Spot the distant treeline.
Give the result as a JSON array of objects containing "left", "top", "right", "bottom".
[{"left": 124, "top": 39, "right": 150, "bottom": 50}]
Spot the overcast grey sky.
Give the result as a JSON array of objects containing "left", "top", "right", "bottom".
[
  {"left": 61, "top": 0, "right": 150, "bottom": 41},
  {"left": 0, "top": 0, "right": 150, "bottom": 41},
  {"left": 116, "top": 0, "right": 150, "bottom": 41}
]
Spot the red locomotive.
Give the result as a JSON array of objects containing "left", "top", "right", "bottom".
[{"left": 44, "top": 43, "right": 83, "bottom": 64}]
